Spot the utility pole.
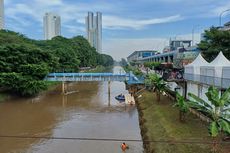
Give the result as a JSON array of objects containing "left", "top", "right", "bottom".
[{"left": 219, "top": 9, "right": 230, "bottom": 26}]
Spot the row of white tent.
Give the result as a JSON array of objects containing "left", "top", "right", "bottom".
[{"left": 184, "top": 52, "right": 230, "bottom": 88}]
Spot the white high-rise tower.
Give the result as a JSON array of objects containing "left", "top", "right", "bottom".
[
  {"left": 86, "top": 12, "right": 102, "bottom": 53},
  {"left": 43, "top": 12, "right": 61, "bottom": 40},
  {"left": 0, "top": 0, "right": 4, "bottom": 29}
]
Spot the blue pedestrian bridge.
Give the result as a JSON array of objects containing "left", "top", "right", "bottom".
[{"left": 45, "top": 72, "right": 144, "bottom": 85}]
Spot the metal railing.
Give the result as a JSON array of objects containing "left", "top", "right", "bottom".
[
  {"left": 45, "top": 72, "right": 144, "bottom": 84},
  {"left": 184, "top": 73, "right": 230, "bottom": 89}
]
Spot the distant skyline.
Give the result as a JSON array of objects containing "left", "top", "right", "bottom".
[
  {"left": 43, "top": 12, "right": 61, "bottom": 40},
  {"left": 3, "top": 0, "right": 230, "bottom": 60},
  {"left": 86, "top": 12, "right": 102, "bottom": 53}
]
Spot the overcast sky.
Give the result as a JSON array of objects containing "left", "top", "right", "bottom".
[{"left": 3, "top": 0, "right": 230, "bottom": 60}]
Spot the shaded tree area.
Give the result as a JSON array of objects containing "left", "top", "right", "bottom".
[
  {"left": 71, "top": 36, "right": 99, "bottom": 67},
  {"left": 0, "top": 45, "right": 52, "bottom": 96},
  {"left": 97, "top": 54, "right": 114, "bottom": 67},
  {"left": 198, "top": 27, "right": 230, "bottom": 62},
  {"left": 119, "top": 58, "right": 128, "bottom": 66},
  {"left": 35, "top": 36, "right": 80, "bottom": 72},
  {"left": 0, "top": 30, "right": 114, "bottom": 96}
]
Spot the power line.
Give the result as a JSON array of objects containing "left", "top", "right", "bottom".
[{"left": 0, "top": 135, "right": 229, "bottom": 145}]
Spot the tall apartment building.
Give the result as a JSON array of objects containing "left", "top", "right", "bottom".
[
  {"left": 43, "top": 12, "right": 61, "bottom": 40},
  {"left": 86, "top": 12, "right": 102, "bottom": 53},
  {"left": 0, "top": 0, "right": 4, "bottom": 29}
]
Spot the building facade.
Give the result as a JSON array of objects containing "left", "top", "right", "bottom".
[
  {"left": 43, "top": 12, "right": 61, "bottom": 40},
  {"left": 127, "top": 50, "right": 157, "bottom": 63},
  {"left": 0, "top": 0, "right": 4, "bottom": 29},
  {"left": 169, "top": 40, "right": 192, "bottom": 51},
  {"left": 86, "top": 12, "right": 102, "bottom": 53},
  {"left": 135, "top": 40, "right": 199, "bottom": 68}
]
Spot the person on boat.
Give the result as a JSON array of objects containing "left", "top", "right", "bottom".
[
  {"left": 119, "top": 93, "right": 124, "bottom": 97},
  {"left": 121, "top": 142, "right": 128, "bottom": 151}
]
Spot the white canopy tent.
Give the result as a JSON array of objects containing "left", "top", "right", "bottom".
[
  {"left": 200, "top": 52, "right": 230, "bottom": 87},
  {"left": 184, "top": 53, "right": 209, "bottom": 82},
  {"left": 185, "top": 53, "right": 209, "bottom": 74}
]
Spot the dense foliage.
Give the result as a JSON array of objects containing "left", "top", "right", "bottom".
[
  {"left": 123, "top": 65, "right": 143, "bottom": 76},
  {"left": 120, "top": 58, "right": 128, "bottom": 66},
  {"left": 0, "top": 30, "right": 114, "bottom": 96},
  {"left": 188, "top": 86, "right": 230, "bottom": 137},
  {"left": 145, "top": 73, "right": 166, "bottom": 102},
  {"left": 198, "top": 27, "right": 230, "bottom": 62},
  {"left": 174, "top": 92, "right": 189, "bottom": 122},
  {"left": 143, "top": 62, "right": 161, "bottom": 69}
]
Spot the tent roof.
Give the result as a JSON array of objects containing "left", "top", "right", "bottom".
[
  {"left": 209, "top": 51, "right": 230, "bottom": 66},
  {"left": 185, "top": 53, "right": 209, "bottom": 68}
]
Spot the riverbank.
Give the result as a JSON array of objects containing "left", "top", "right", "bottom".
[
  {"left": 81, "top": 65, "right": 113, "bottom": 73},
  {"left": 0, "top": 66, "right": 113, "bottom": 103},
  {"left": 0, "top": 81, "right": 60, "bottom": 103},
  {"left": 136, "top": 90, "right": 229, "bottom": 153}
]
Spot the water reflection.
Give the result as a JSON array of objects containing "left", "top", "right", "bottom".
[{"left": 0, "top": 66, "right": 143, "bottom": 153}]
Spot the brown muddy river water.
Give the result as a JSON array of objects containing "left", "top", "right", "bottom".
[{"left": 0, "top": 66, "right": 143, "bottom": 153}]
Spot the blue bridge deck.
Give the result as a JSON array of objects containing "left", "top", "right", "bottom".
[{"left": 45, "top": 72, "right": 144, "bottom": 85}]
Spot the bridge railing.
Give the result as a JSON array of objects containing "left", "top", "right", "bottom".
[
  {"left": 45, "top": 72, "right": 144, "bottom": 84},
  {"left": 47, "top": 72, "right": 126, "bottom": 77},
  {"left": 46, "top": 73, "right": 127, "bottom": 82}
]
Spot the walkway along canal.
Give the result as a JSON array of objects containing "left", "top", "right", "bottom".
[{"left": 0, "top": 66, "right": 143, "bottom": 153}]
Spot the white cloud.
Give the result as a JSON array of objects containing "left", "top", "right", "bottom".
[
  {"left": 102, "top": 15, "right": 183, "bottom": 30},
  {"left": 34, "top": 0, "right": 63, "bottom": 6},
  {"left": 5, "top": 0, "right": 184, "bottom": 32}
]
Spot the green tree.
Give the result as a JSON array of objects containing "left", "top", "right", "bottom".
[
  {"left": 0, "top": 44, "right": 54, "bottom": 96},
  {"left": 71, "top": 36, "right": 99, "bottom": 67},
  {"left": 0, "top": 30, "right": 114, "bottom": 97},
  {"left": 144, "top": 62, "right": 160, "bottom": 69},
  {"left": 174, "top": 92, "right": 189, "bottom": 122},
  {"left": 35, "top": 36, "right": 80, "bottom": 72},
  {"left": 188, "top": 86, "right": 230, "bottom": 138},
  {"left": 146, "top": 74, "right": 166, "bottom": 102},
  {"left": 98, "top": 54, "right": 114, "bottom": 66},
  {"left": 144, "top": 62, "right": 151, "bottom": 68},
  {"left": 0, "top": 73, "right": 47, "bottom": 96},
  {"left": 120, "top": 58, "right": 128, "bottom": 66},
  {"left": 198, "top": 27, "right": 230, "bottom": 62}
]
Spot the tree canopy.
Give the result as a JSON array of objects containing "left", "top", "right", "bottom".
[
  {"left": 198, "top": 27, "right": 230, "bottom": 62},
  {"left": 0, "top": 30, "right": 114, "bottom": 96}
]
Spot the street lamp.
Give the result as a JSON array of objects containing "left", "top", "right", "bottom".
[
  {"left": 192, "top": 25, "right": 201, "bottom": 46},
  {"left": 219, "top": 9, "right": 230, "bottom": 26}
]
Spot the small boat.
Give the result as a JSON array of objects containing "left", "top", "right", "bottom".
[{"left": 115, "top": 94, "right": 125, "bottom": 101}]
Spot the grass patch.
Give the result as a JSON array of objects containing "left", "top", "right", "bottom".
[{"left": 138, "top": 91, "right": 229, "bottom": 153}]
